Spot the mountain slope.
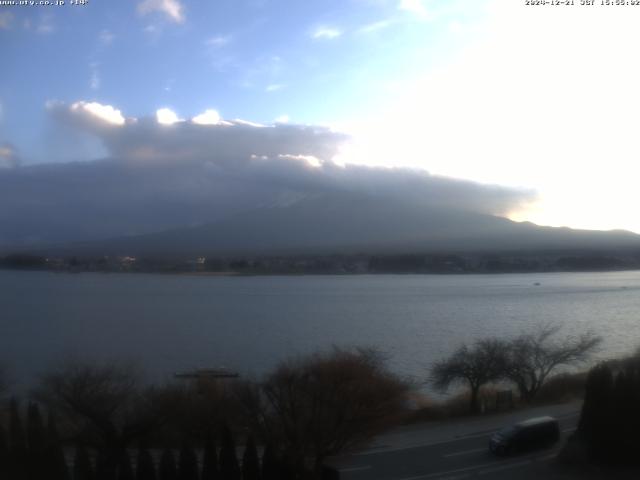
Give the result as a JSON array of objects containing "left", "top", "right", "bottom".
[{"left": 56, "top": 193, "right": 640, "bottom": 257}]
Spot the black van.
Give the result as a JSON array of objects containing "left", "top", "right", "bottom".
[{"left": 489, "top": 416, "right": 560, "bottom": 455}]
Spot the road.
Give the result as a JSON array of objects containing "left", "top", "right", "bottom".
[{"left": 329, "top": 402, "right": 582, "bottom": 480}]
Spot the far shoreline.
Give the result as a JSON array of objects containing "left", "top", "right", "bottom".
[{"left": 3, "top": 265, "right": 640, "bottom": 277}]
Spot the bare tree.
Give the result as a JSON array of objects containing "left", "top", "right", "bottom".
[
  {"left": 34, "top": 361, "right": 163, "bottom": 478},
  {"left": 238, "top": 347, "right": 410, "bottom": 478},
  {"left": 430, "top": 338, "right": 507, "bottom": 413},
  {"left": 503, "top": 325, "right": 601, "bottom": 402}
]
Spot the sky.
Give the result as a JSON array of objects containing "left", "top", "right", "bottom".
[{"left": 2, "top": 0, "right": 640, "bottom": 243}]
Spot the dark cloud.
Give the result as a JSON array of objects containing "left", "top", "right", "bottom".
[{"left": 0, "top": 102, "right": 535, "bottom": 246}]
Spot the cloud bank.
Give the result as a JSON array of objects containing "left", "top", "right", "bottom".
[
  {"left": 344, "top": 0, "right": 640, "bottom": 233},
  {"left": 0, "top": 101, "right": 534, "bottom": 247}
]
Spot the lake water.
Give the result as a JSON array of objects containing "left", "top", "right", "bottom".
[{"left": 2, "top": 270, "right": 640, "bottom": 391}]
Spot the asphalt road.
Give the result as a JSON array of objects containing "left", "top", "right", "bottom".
[{"left": 330, "top": 403, "right": 581, "bottom": 480}]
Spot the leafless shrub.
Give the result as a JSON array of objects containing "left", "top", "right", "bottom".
[
  {"left": 33, "top": 361, "right": 163, "bottom": 476},
  {"left": 237, "top": 346, "right": 410, "bottom": 477}
]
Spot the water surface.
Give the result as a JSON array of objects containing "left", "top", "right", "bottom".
[{"left": 2, "top": 270, "right": 639, "bottom": 389}]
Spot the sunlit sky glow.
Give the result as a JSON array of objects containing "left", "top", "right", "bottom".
[{"left": 2, "top": 0, "right": 640, "bottom": 233}]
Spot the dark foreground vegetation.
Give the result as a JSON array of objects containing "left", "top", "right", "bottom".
[
  {"left": 561, "top": 349, "right": 640, "bottom": 467},
  {"left": 0, "top": 326, "right": 618, "bottom": 478},
  {"left": 0, "top": 348, "right": 409, "bottom": 480}
]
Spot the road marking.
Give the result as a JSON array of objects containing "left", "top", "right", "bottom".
[
  {"left": 339, "top": 465, "right": 371, "bottom": 472},
  {"left": 356, "top": 420, "right": 578, "bottom": 457},
  {"left": 443, "top": 448, "right": 486, "bottom": 458},
  {"left": 355, "top": 431, "right": 496, "bottom": 456},
  {"left": 537, "top": 453, "right": 557, "bottom": 462},
  {"left": 478, "top": 460, "right": 531, "bottom": 475},
  {"left": 478, "top": 452, "right": 556, "bottom": 475},
  {"left": 454, "top": 429, "right": 495, "bottom": 439},
  {"left": 396, "top": 460, "right": 507, "bottom": 480},
  {"left": 395, "top": 450, "right": 559, "bottom": 480}
]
